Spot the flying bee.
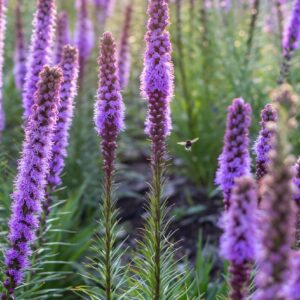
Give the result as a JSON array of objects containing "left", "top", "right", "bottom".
[{"left": 177, "top": 138, "right": 199, "bottom": 151}]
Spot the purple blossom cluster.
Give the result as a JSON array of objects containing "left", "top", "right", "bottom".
[
  {"left": 254, "top": 104, "right": 277, "bottom": 182},
  {"left": 141, "top": 0, "right": 174, "bottom": 149},
  {"left": 75, "top": 0, "right": 94, "bottom": 82},
  {"left": 14, "top": 1, "right": 27, "bottom": 91},
  {"left": 48, "top": 46, "right": 79, "bottom": 188},
  {"left": 215, "top": 98, "right": 252, "bottom": 209},
  {"left": 94, "top": 32, "right": 124, "bottom": 176},
  {"left": 55, "top": 12, "right": 70, "bottom": 65},
  {"left": 220, "top": 176, "right": 257, "bottom": 300},
  {"left": 22, "top": 0, "right": 56, "bottom": 119},
  {"left": 3, "top": 66, "right": 62, "bottom": 297},
  {"left": 118, "top": 4, "right": 133, "bottom": 90}
]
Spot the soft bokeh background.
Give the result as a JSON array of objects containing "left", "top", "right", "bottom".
[{"left": 0, "top": 0, "right": 298, "bottom": 298}]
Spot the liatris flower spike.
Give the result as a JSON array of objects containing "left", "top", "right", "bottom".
[
  {"left": 220, "top": 176, "right": 257, "bottom": 300},
  {"left": 55, "top": 12, "right": 70, "bottom": 65},
  {"left": 22, "top": 0, "right": 56, "bottom": 119},
  {"left": 254, "top": 104, "right": 277, "bottom": 182},
  {"left": 48, "top": 46, "right": 79, "bottom": 189},
  {"left": 294, "top": 158, "right": 300, "bottom": 205},
  {"left": 75, "top": 0, "right": 94, "bottom": 84},
  {"left": 0, "top": 0, "right": 6, "bottom": 135},
  {"left": 215, "top": 98, "right": 252, "bottom": 210},
  {"left": 2, "top": 66, "right": 62, "bottom": 299},
  {"left": 279, "top": 0, "right": 300, "bottom": 84},
  {"left": 91, "top": 32, "right": 125, "bottom": 299},
  {"left": 94, "top": 32, "right": 124, "bottom": 164},
  {"left": 289, "top": 251, "right": 300, "bottom": 299},
  {"left": 14, "top": 1, "right": 27, "bottom": 91},
  {"left": 254, "top": 85, "right": 298, "bottom": 300},
  {"left": 118, "top": 4, "right": 133, "bottom": 90}
]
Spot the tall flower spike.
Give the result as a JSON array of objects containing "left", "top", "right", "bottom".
[
  {"left": 47, "top": 46, "right": 79, "bottom": 189},
  {"left": 55, "top": 12, "right": 70, "bottom": 65},
  {"left": 279, "top": 0, "right": 300, "bottom": 84},
  {"left": 2, "top": 66, "right": 62, "bottom": 298},
  {"left": 254, "top": 86, "right": 298, "bottom": 300},
  {"left": 215, "top": 98, "right": 252, "bottom": 209},
  {"left": 134, "top": 1, "right": 177, "bottom": 299},
  {"left": 22, "top": 0, "right": 56, "bottom": 119},
  {"left": 254, "top": 104, "right": 277, "bottom": 182},
  {"left": 220, "top": 176, "right": 257, "bottom": 300},
  {"left": 94, "top": 0, "right": 115, "bottom": 31},
  {"left": 75, "top": 0, "right": 94, "bottom": 84},
  {"left": 289, "top": 251, "right": 300, "bottom": 299},
  {"left": 294, "top": 158, "right": 300, "bottom": 205},
  {"left": 0, "top": 0, "right": 6, "bottom": 135},
  {"left": 118, "top": 4, "right": 133, "bottom": 90},
  {"left": 141, "top": 0, "right": 174, "bottom": 143},
  {"left": 14, "top": 1, "right": 27, "bottom": 91},
  {"left": 92, "top": 32, "right": 124, "bottom": 299}
]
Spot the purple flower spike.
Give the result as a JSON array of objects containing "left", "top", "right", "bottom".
[
  {"left": 55, "top": 12, "right": 70, "bottom": 65},
  {"left": 220, "top": 176, "right": 257, "bottom": 300},
  {"left": 94, "top": 32, "right": 124, "bottom": 176},
  {"left": 254, "top": 129, "right": 297, "bottom": 300},
  {"left": 118, "top": 4, "right": 133, "bottom": 90},
  {"left": 0, "top": 0, "right": 6, "bottom": 134},
  {"left": 293, "top": 158, "right": 300, "bottom": 205},
  {"left": 94, "top": 0, "right": 115, "bottom": 29},
  {"left": 48, "top": 46, "right": 79, "bottom": 188},
  {"left": 14, "top": 1, "right": 27, "bottom": 91},
  {"left": 283, "top": 0, "right": 300, "bottom": 56},
  {"left": 22, "top": 0, "right": 56, "bottom": 119},
  {"left": 254, "top": 104, "right": 277, "bottom": 182},
  {"left": 75, "top": 0, "right": 94, "bottom": 83},
  {"left": 289, "top": 251, "right": 300, "bottom": 299},
  {"left": 141, "top": 0, "right": 174, "bottom": 147},
  {"left": 215, "top": 98, "right": 252, "bottom": 209},
  {"left": 3, "top": 66, "right": 62, "bottom": 297}
]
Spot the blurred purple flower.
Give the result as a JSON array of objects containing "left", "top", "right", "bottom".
[
  {"left": 55, "top": 12, "right": 70, "bottom": 65},
  {"left": 293, "top": 157, "right": 300, "bottom": 205},
  {"left": 48, "top": 46, "right": 79, "bottom": 188},
  {"left": 220, "top": 175, "right": 257, "bottom": 300},
  {"left": 118, "top": 4, "right": 133, "bottom": 90},
  {"left": 75, "top": 0, "right": 94, "bottom": 83},
  {"left": 254, "top": 127, "right": 297, "bottom": 300},
  {"left": 289, "top": 251, "right": 300, "bottom": 299},
  {"left": 94, "top": 0, "right": 115, "bottom": 30},
  {"left": 94, "top": 32, "right": 124, "bottom": 177},
  {"left": 2, "top": 66, "right": 62, "bottom": 298},
  {"left": 254, "top": 104, "right": 277, "bottom": 182},
  {"left": 22, "top": 0, "right": 56, "bottom": 119},
  {"left": 14, "top": 1, "right": 27, "bottom": 91},
  {"left": 215, "top": 98, "right": 252, "bottom": 209}
]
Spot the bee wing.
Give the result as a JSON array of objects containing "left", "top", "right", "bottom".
[
  {"left": 191, "top": 138, "right": 199, "bottom": 144},
  {"left": 177, "top": 142, "right": 186, "bottom": 145}
]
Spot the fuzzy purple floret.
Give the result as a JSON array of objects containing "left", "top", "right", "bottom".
[
  {"left": 14, "top": 2, "right": 27, "bottom": 91},
  {"left": 55, "top": 12, "right": 70, "bottom": 65},
  {"left": 283, "top": 0, "right": 300, "bottom": 56},
  {"left": 141, "top": 0, "right": 174, "bottom": 139},
  {"left": 75, "top": 0, "right": 94, "bottom": 81},
  {"left": 118, "top": 4, "right": 133, "bottom": 90},
  {"left": 254, "top": 104, "right": 277, "bottom": 182},
  {"left": 215, "top": 98, "right": 252, "bottom": 209},
  {"left": 293, "top": 157, "right": 300, "bottom": 205},
  {"left": 289, "top": 251, "right": 300, "bottom": 299},
  {"left": 94, "top": 32, "right": 124, "bottom": 177},
  {"left": 3, "top": 66, "right": 62, "bottom": 295},
  {"left": 22, "top": 0, "right": 56, "bottom": 119},
  {"left": 254, "top": 150, "right": 297, "bottom": 300},
  {"left": 220, "top": 176, "right": 257, "bottom": 300},
  {"left": 48, "top": 46, "right": 79, "bottom": 188}
]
